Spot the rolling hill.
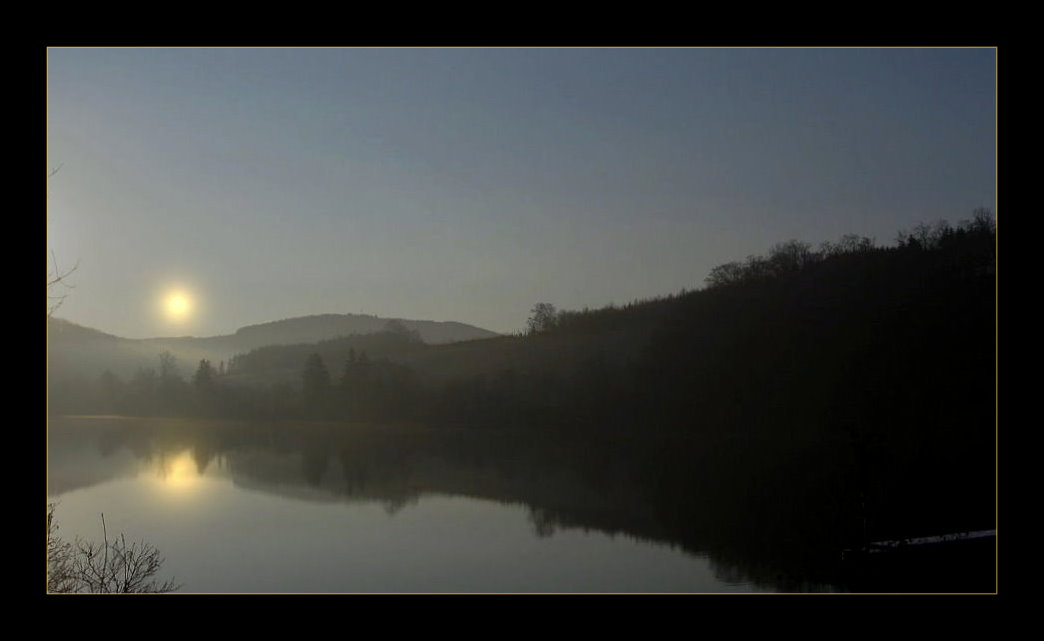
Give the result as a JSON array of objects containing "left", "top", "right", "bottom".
[{"left": 47, "top": 313, "right": 500, "bottom": 383}]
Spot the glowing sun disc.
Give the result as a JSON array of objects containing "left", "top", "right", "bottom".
[{"left": 164, "top": 292, "right": 193, "bottom": 321}]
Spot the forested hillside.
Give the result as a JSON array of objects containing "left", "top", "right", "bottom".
[{"left": 46, "top": 210, "right": 996, "bottom": 579}]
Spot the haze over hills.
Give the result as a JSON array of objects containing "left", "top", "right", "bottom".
[
  {"left": 46, "top": 217, "right": 996, "bottom": 578},
  {"left": 227, "top": 314, "right": 500, "bottom": 348},
  {"left": 47, "top": 313, "right": 500, "bottom": 382}
]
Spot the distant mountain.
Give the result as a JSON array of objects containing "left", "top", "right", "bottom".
[
  {"left": 47, "top": 317, "right": 122, "bottom": 343},
  {"left": 48, "top": 317, "right": 153, "bottom": 382},
  {"left": 47, "top": 313, "right": 500, "bottom": 383},
  {"left": 228, "top": 314, "right": 499, "bottom": 350}
]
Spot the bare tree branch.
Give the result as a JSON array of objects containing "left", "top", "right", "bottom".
[
  {"left": 47, "top": 165, "right": 78, "bottom": 317},
  {"left": 47, "top": 504, "right": 181, "bottom": 593},
  {"left": 47, "top": 251, "right": 78, "bottom": 317}
]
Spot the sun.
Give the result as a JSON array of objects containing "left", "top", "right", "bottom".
[{"left": 164, "top": 290, "right": 194, "bottom": 322}]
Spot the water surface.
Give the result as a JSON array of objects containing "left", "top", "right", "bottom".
[{"left": 48, "top": 416, "right": 834, "bottom": 593}]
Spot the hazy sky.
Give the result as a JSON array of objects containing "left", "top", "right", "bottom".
[{"left": 46, "top": 47, "right": 995, "bottom": 339}]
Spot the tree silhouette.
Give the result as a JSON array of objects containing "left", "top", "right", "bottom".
[
  {"left": 527, "top": 302, "right": 559, "bottom": 335},
  {"left": 767, "top": 239, "right": 816, "bottom": 274},
  {"left": 705, "top": 261, "right": 747, "bottom": 288},
  {"left": 193, "top": 359, "right": 215, "bottom": 390},
  {"left": 302, "top": 353, "right": 331, "bottom": 403},
  {"left": 159, "top": 351, "right": 180, "bottom": 385}
]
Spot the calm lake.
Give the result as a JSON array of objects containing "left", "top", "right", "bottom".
[{"left": 48, "top": 416, "right": 842, "bottom": 593}]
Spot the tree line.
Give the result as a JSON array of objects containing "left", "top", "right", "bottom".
[
  {"left": 48, "top": 211, "right": 996, "bottom": 560},
  {"left": 53, "top": 210, "right": 994, "bottom": 439},
  {"left": 47, "top": 210, "right": 995, "bottom": 586}
]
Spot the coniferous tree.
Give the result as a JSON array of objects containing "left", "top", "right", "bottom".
[
  {"left": 302, "top": 353, "right": 331, "bottom": 407},
  {"left": 193, "top": 359, "right": 215, "bottom": 391}
]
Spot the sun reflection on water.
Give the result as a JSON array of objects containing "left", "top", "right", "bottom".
[{"left": 151, "top": 449, "right": 204, "bottom": 495}]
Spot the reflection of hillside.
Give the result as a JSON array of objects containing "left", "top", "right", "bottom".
[
  {"left": 47, "top": 417, "right": 148, "bottom": 495},
  {"left": 48, "top": 416, "right": 989, "bottom": 592},
  {"left": 47, "top": 418, "right": 647, "bottom": 531},
  {"left": 45, "top": 417, "right": 806, "bottom": 590},
  {"left": 47, "top": 438, "right": 141, "bottom": 496},
  {"left": 208, "top": 429, "right": 644, "bottom": 527}
]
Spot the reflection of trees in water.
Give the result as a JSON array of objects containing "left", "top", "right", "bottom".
[
  {"left": 302, "top": 449, "right": 330, "bottom": 487},
  {"left": 527, "top": 508, "right": 556, "bottom": 538},
  {"left": 338, "top": 448, "right": 370, "bottom": 495},
  {"left": 96, "top": 429, "right": 124, "bottom": 457},
  {"left": 193, "top": 427, "right": 229, "bottom": 466},
  {"left": 52, "top": 417, "right": 924, "bottom": 591},
  {"left": 90, "top": 423, "right": 154, "bottom": 461},
  {"left": 707, "top": 556, "right": 750, "bottom": 587},
  {"left": 382, "top": 494, "right": 419, "bottom": 516},
  {"left": 706, "top": 552, "right": 833, "bottom": 593},
  {"left": 192, "top": 441, "right": 219, "bottom": 474}
]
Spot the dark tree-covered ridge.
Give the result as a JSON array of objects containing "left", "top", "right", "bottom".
[{"left": 48, "top": 211, "right": 996, "bottom": 587}]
